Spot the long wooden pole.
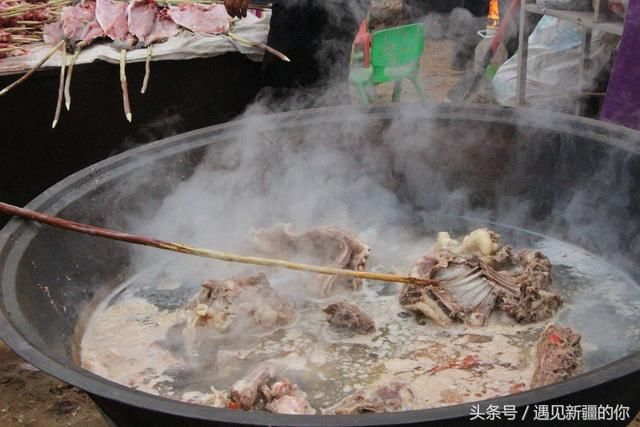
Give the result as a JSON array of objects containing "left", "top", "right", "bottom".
[
  {"left": 0, "top": 202, "right": 439, "bottom": 287},
  {"left": 0, "top": 40, "right": 65, "bottom": 96},
  {"left": 52, "top": 45, "right": 66, "bottom": 129},
  {"left": 119, "top": 49, "right": 132, "bottom": 122},
  {"left": 226, "top": 32, "right": 290, "bottom": 62}
]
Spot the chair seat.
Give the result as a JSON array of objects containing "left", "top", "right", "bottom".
[
  {"left": 371, "top": 62, "right": 419, "bottom": 84},
  {"left": 349, "top": 66, "right": 373, "bottom": 84}
]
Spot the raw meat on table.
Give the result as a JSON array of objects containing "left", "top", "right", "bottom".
[
  {"left": 168, "top": 3, "right": 230, "bottom": 34},
  {"left": 127, "top": 0, "right": 178, "bottom": 46},
  {"left": 95, "top": 0, "right": 128, "bottom": 41},
  {"left": 61, "top": 0, "right": 104, "bottom": 45}
]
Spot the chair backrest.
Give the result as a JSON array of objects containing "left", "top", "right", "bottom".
[{"left": 370, "top": 23, "right": 425, "bottom": 68}]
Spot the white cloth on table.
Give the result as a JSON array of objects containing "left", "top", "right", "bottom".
[{"left": 0, "top": 13, "right": 270, "bottom": 75}]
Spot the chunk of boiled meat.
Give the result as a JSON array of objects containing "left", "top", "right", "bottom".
[
  {"left": 252, "top": 224, "right": 371, "bottom": 296},
  {"left": 185, "top": 273, "right": 295, "bottom": 333},
  {"left": 168, "top": 4, "right": 230, "bottom": 34},
  {"left": 230, "top": 364, "right": 315, "bottom": 414},
  {"left": 96, "top": 0, "right": 129, "bottom": 40},
  {"left": 530, "top": 324, "right": 583, "bottom": 388},
  {"left": 323, "top": 302, "right": 375, "bottom": 335},
  {"left": 61, "top": 0, "right": 104, "bottom": 45},
  {"left": 230, "top": 363, "right": 274, "bottom": 410},
  {"left": 266, "top": 394, "right": 315, "bottom": 415},
  {"left": 321, "top": 381, "right": 415, "bottom": 414}
]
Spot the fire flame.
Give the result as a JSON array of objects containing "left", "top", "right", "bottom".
[{"left": 489, "top": 0, "right": 500, "bottom": 27}]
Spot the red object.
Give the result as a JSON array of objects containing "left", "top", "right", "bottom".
[
  {"left": 227, "top": 401, "right": 240, "bottom": 410},
  {"left": 548, "top": 333, "right": 563, "bottom": 345},
  {"left": 353, "top": 18, "right": 371, "bottom": 67},
  {"left": 459, "top": 355, "right": 480, "bottom": 369},
  {"left": 490, "top": 0, "right": 520, "bottom": 54}
]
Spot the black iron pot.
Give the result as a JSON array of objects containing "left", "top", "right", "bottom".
[{"left": 1, "top": 104, "right": 639, "bottom": 426}]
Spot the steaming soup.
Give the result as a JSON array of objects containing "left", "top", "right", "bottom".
[{"left": 80, "top": 221, "right": 640, "bottom": 413}]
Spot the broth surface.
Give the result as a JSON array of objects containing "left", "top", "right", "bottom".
[{"left": 81, "top": 220, "right": 640, "bottom": 410}]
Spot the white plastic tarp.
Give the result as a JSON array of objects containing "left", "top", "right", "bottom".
[{"left": 491, "top": 15, "right": 619, "bottom": 109}]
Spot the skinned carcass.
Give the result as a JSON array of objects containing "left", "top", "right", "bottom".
[
  {"left": 168, "top": 3, "right": 230, "bottom": 34},
  {"left": 401, "top": 229, "right": 562, "bottom": 326}
]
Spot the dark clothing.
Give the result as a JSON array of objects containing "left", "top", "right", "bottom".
[
  {"left": 260, "top": 0, "right": 370, "bottom": 107},
  {"left": 403, "top": 1, "right": 490, "bottom": 69},
  {"left": 450, "top": 1, "right": 490, "bottom": 69}
]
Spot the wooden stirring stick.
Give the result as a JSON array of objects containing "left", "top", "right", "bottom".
[{"left": 0, "top": 202, "right": 439, "bottom": 287}]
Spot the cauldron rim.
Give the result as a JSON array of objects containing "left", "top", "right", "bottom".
[{"left": 1, "top": 103, "right": 639, "bottom": 426}]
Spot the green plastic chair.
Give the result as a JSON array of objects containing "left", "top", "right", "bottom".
[{"left": 349, "top": 23, "right": 427, "bottom": 104}]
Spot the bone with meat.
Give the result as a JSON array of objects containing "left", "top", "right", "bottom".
[
  {"left": 126, "top": 0, "right": 178, "bottom": 93},
  {"left": 61, "top": 0, "right": 104, "bottom": 46},
  {"left": 95, "top": 0, "right": 138, "bottom": 120},
  {"left": 401, "top": 229, "right": 562, "bottom": 326},
  {"left": 321, "top": 381, "right": 416, "bottom": 414},
  {"left": 323, "top": 301, "right": 375, "bottom": 335},
  {"left": 59, "top": 0, "right": 105, "bottom": 110},
  {"left": 252, "top": 224, "right": 371, "bottom": 296},
  {"left": 230, "top": 363, "right": 275, "bottom": 410},
  {"left": 230, "top": 363, "right": 315, "bottom": 414},
  {"left": 530, "top": 323, "right": 583, "bottom": 388}
]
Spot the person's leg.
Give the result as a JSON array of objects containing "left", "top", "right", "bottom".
[
  {"left": 261, "top": 0, "right": 370, "bottom": 107},
  {"left": 316, "top": 1, "right": 370, "bottom": 100},
  {"left": 261, "top": 2, "right": 324, "bottom": 92},
  {"left": 451, "top": 0, "right": 489, "bottom": 70}
]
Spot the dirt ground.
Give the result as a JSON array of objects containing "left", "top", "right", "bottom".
[
  {"left": 0, "top": 4, "right": 638, "bottom": 426},
  {"left": 368, "top": 38, "right": 464, "bottom": 103},
  {"left": 0, "top": 341, "right": 107, "bottom": 427}
]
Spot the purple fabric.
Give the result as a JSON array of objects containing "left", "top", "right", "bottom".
[{"left": 600, "top": 0, "right": 640, "bottom": 130}]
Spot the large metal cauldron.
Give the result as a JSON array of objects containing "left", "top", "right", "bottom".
[{"left": 1, "top": 104, "right": 639, "bottom": 426}]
